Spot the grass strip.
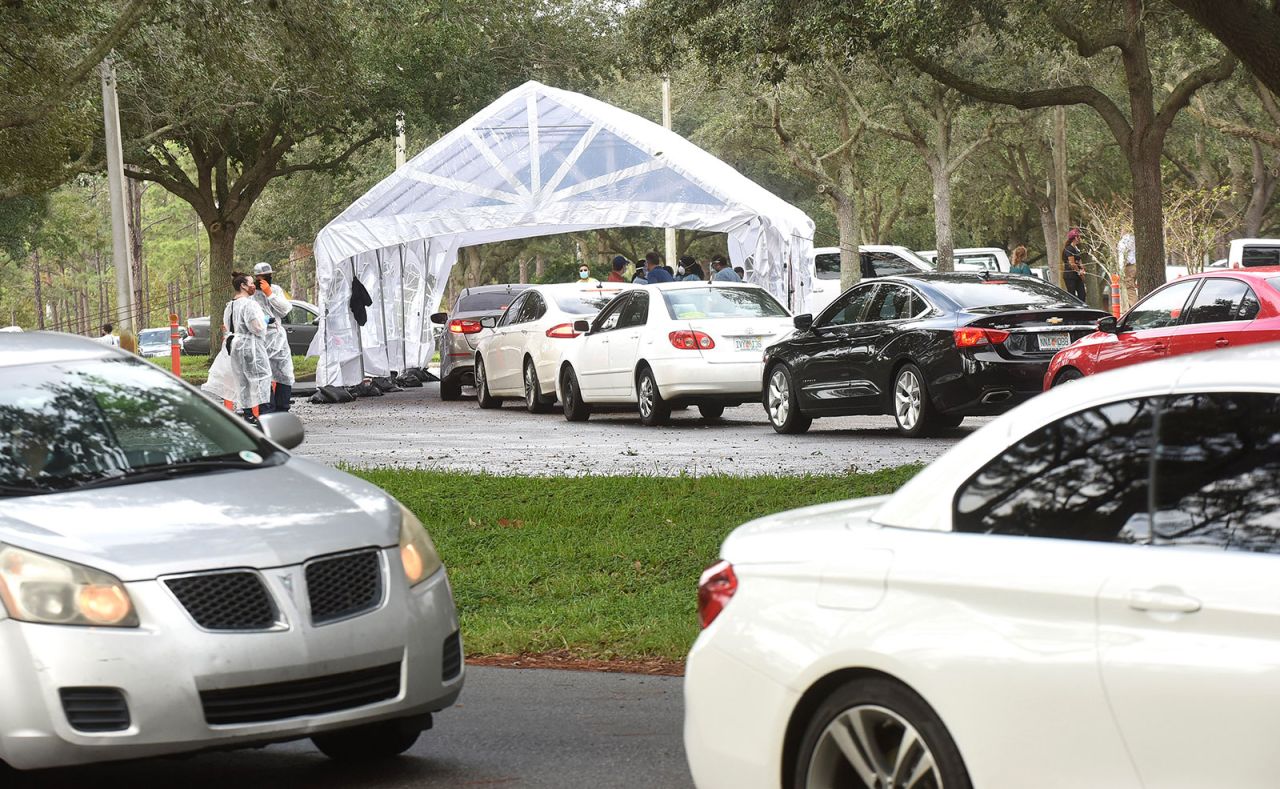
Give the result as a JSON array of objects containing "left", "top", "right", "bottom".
[
  {"left": 146, "top": 354, "right": 318, "bottom": 385},
  {"left": 349, "top": 468, "right": 921, "bottom": 661}
]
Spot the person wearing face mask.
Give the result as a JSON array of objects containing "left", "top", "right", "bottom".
[
  {"left": 251, "top": 261, "right": 294, "bottom": 413},
  {"left": 220, "top": 272, "right": 272, "bottom": 424},
  {"left": 575, "top": 264, "right": 599, "bottom": 285}
]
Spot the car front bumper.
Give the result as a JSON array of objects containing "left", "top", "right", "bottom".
[
  {"left": 0, "top": 551, "right": 463, "bottom": 770},
  {"left": 650, "top": 356, "right": 765, "bottom": 402}
]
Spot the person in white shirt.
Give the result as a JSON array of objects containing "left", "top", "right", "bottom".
[{"left": 95, "top": 323, "right": 120, "bottom": 347}]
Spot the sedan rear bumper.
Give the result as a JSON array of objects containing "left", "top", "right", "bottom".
[
  {"left": 650, "top": 356, "right": 765, "bottom": 402},
  {"left": 0, "top": 556, "right": 463, "bottom": 770},
  {"left": 929, "top": 351, "right": 1051, "bottom": 415}
]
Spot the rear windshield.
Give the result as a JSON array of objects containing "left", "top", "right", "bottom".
[
  {"left": 662, "top": 287, "right": 789, "bottom": 320},
  {"left": 458, "top": 291, "right": 519, "bottom": 312},
  {"left": 139, "top": 329, "right": 168, "bottom": 343},
  {"left": 1242, "top": 246, "right": 1280, "bottom": 267},
  {"left": 554, "top": 291, "right": 625, "bottom": 314},
  {"left": 935, "top": 277, "right": 1081, "bottom": 310},
  {"left": 815, "top": 253, "right": 841, "bottom": 280}
]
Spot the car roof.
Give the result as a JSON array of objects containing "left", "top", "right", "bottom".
[
  {"left": 645, "top": 281, "right": 763, "bottom": 291},
  {"left": 873, "top": 341, "right": 1280, "bottom": 532},
  {"left": 461, "top": 283, "right": 531, "bottom": 296},
  {"left": 0, "top": 331, "right": 120, "bottom": 369}
]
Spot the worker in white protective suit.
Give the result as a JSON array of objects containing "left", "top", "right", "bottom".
[
  {"left": 222, "top": 272, "right": 272, "bottom": 423},
  {"left": 252, "top": 261, "right": 295, "bottom": 412}
]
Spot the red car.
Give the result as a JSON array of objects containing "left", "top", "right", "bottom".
[{"left": 1045, "top": 268, "right": 1280, "bottom": 388}]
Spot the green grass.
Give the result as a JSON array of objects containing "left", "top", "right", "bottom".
[
  {"left": 349, "top": 468, "right": 921, "bottom": 660},
  {"left": 147, "top": 354, "right": 318, "bottom": 385}
]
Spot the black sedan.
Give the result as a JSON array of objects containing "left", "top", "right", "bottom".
[{"left": 763, "top": 273, "right": 1106, "bottom": 436}]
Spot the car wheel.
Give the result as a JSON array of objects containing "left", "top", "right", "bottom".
[
  {"left": 698, "top": 403, "right": 725, "bottom": 420},
  {"left": 561, "top": 366, "right": 592, "bottom": 422},
  {"left": 1052, "top": 368, "right": 1084, "bottom": 387},
  {"left": 311, "top": 718, "right": 422, "bottom": 761},
  {"left": 939, "top": 414, "right": 964, "bottom": 429},
  {"left": 636, "top": 366, "right": 671, "bottom": 426},
  {"left": 524, "top": 358, "right": 554, "bottom": 414},
  {"left": 765, "top": 365, "right": 812, "bottom": 434},
  {"left": 892, "top": 363, "right": 938, "bottom": 438},
  {"left": 792, "top": 677, "right": 972, "bottom": 789},
  {"left": 475, "top": 357, "right": 501, "bottom": 409},
  {"left": 439, "top": 375, "right": 462, "bottom": 401}
]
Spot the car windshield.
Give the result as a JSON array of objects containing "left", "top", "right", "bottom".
[
  {"left": 554, "top": 291, "right": 624, "bottom": 314},
  {"left": 935, "top": 277, "right": 1081, "bottom": 310},
  {"left": 1, "top": 358, "right": 276, "bottom": 497},
  {"left": 662, "top": 287, "right": 790, "bottom": 320},
  {"left": 1269, "top": 276, "right": 1280, "bottom": 295},
  {"left": 814, "top": 253, "right": 841, "bottom": 280},
  {"left": 458, "top": 291, "right": 520, "bottom": 312},
  {"left": 139, "top": 329, "right": 168, "bottom": 344}
]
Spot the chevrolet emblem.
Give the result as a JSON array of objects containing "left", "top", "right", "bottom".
[{"left": 1047, "top": 317, "right": 1064, "bottom": 325}]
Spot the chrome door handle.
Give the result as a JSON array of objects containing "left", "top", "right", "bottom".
[
  {"left": 1215, "top": 338, "right": 1229, "bottom": 347},
  {"left": 1127, "top": 589, "right": 1201, "bottom": 614}
]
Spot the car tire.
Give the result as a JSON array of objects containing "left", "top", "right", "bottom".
[
  {"left": 892, "top": 363, "right": 939, "bottom": 438},
  {"left": 524, "top": 358, "right": 554, "bottom": 414},
  {"left": 1052, "top": 368, "right": 1084, "bottom": 387},
  {"left": 475, "top": 357, "right": 501, "bottom": 409},
  {"left": 765, "top": 365, "right": 812, "bottom": 434},
  {"left": 439, "top": 375, "right": 462, "bottom": 401},
  {"left": 636, "top": 366, "right": 671, "bottom": 426},
  {"left": 939, "top": 413, "right": 964, "bottom": 429},
  {"left": 311, "top": 718, "right": 422, "bottom": 762},
  {"left": 698, "top": 403, "right": 725, "bottom": 420},
  {"left": 561, "top": 366, "right": 592, "bottom": 422},
  {"left": 791, "top": 677, "right": 972, "bottom": 789}
]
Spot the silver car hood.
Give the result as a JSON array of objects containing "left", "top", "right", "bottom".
[{"left": 0, "top": 458, "right": 400, "bottom": 581}]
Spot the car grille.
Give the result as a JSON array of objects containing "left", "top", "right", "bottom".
[
  {"left": 306, "top": 549, "right": 383, "bottom": 625},
  {"left": 166, "top": 571, "right": 276, "bottom": 631},
  {"left": 442, "top": 630, "right": 463, "bottom": 681},
  {"left": 60, "top": 687, "right": 130, "bottom": 732},
  {"left": 200, "top": 662, "right": 402, "bottom": 725}
]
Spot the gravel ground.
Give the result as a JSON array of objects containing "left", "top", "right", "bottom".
[{"left": 290, "top": 382, "right": 988, "bottom": 475}]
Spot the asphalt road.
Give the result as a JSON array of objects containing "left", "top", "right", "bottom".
[
  {"left": 292, "top": 382, "right": 988, "bottom": 474},
  {"left": 14, "top": 667, "right": 691, "bottom": 789}
]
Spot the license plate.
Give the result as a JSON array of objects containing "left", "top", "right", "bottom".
[
  {"left": 733, "top": 337, "right": 763, "bottom": 351},
  {"left": 1038, "top": 333, "right": 1071, "bottom": 351}
]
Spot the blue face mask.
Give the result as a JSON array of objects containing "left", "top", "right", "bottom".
[{"left": 578, "top": 270, "right": 590, "bottom": 279}]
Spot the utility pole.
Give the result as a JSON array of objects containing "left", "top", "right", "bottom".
[
  {"left": 100, "top": 56, "right": 136, "bottom": 333},
  {"left": 395, "top": 112, "right": 407, "bottom": 170},
  {"left": 662, "top": 77, "right": 676, "bottom": 268}
]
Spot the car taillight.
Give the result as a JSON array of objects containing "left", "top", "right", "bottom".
[
  {"left": 670, "top": 330, "right": 716, "bottom": 350},
  {"left": 954, "top": 327, "right": 1010, "bottom": 347},
  {"left": 545, "top": 323, "right": 579, "bottom": 338},
  {"left": 697, "top": 560, "right": 737, "bottom": 628},
  {"left": 449, "top": 319, "right": 483, "bottom": 334}
]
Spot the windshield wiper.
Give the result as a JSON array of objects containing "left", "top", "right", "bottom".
[
  {"left": 67, "top": 457, "right": 268, "bottom": 491},
  {"left": 0, "top": 483, "right": 54, "bottom": 498}
]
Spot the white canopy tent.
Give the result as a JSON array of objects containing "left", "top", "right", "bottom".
[{"left": 313, "top": 80, "right": 815, "bottom": 386}]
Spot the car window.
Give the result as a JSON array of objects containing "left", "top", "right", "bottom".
[
  {"left": 458, "top": 291, "right": 519, "bottom": 312},
  {"left": 1241, "top": 245, "right": 1280, "bottom": 267},
  {"left": 662, "top": 287, "right": 788, "bottom": 320},
  {"left": 592, "top": 294, "right": 630, "bottom": 333},
  {"left": 285, "top": 305, "right": 316, "bottom": 325},
  {"left": 933, "top": 276, "right": 1080, "bottom": 310},
  {"left": 866, "top": 253, "right": 922, "bottom": 277},
  {"left": 139, "top": 329, "right": 168, "bottom": 343},
  {"left": 553, "top": 290, "right": 625, "bottom": 314},
  {"left": 865, "top": 284, "right": 920, "bottom": 322},
  {"left": 1185, "top": 278, "right": 1253, "bottom": 324},
  {"left": 957, "top": 254, "right": 1000, "bottom": 271},
  {"left": 953, "top": 398, "right": 1157, "bottom": 541},
  {"left": 518, "top": 292, "right": 545, "bottom": 323},
  {"left": 814, "top": 252, "right": 841, "bottom": 281},
  {"left": 819, "top": 285, "right": 878, "bottom": 327},
  {"left": 1124, "top": 279, "right": 1198, "bottom": 331},
  {"left": 498, "top": 293, "right": 527, "bottom": 327},
  {"left": 1148, "top": 392, "right": 1280, "bottom": 552},
  {"left": 617, "top": 292, "right": 649, "bottom": 328}
]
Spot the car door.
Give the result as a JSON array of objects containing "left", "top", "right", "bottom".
[
  {"left": 283, "top": 303, "right": 318, "bottom": 356},
  {"left": 843, "top": 283, "right": 922, "bottom": 409},
  {"left": 608, "top": 291, "right": 649, "bottom": 396},
  {"left": 1097, "top": 391, "right": 1280, "bottom": 789},
  {"left": 1169, "top": 277, "right": 1260, "bottom": 356},
  {"left": 792, "top": 284, "right": 878, "bottom": 411},
  {"left": 1094, "top": 278, "right": 1199, "bottom": 374},
  {"left": 575, "top": 294, "right": 629, "bottom": 398},
  {"left": 488, "top": 292, "right": 528, "bottom": 394},
  {"left": 509, "top": 290, "right": 546, "bottom": 386}
]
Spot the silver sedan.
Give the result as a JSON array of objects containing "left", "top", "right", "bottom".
[{"left": 0, "top": 333, "right": 463, "bottom": 769}]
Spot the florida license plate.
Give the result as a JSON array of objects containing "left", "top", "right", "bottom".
[
  {"left": 733, "top": 337, "right": 763, "bottom": 351},
  {"left": 1038, "top": 332, "right": 1071, "bottom": 351}
]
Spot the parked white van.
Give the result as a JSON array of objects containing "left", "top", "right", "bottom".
[
  {"left": 807, "top": 245, "right": 932, "bottom": 314},
  {"left": 1229, "top": 238, "right": 1280, "bottom": 268}
]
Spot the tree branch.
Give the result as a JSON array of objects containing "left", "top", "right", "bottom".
[
  {"left": 1048, "top": 12, "right": 1127, "bottom": 56},
  {"left": 1153, "top": 52, "right": 1238, "bottom": 139},
  {"left": 270, "top": 129, "right": 381, "bottom": 177}
]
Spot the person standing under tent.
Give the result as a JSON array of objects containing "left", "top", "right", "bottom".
[
  {"left": 680, "top": 257, "right": 705, "bottom": 281},
  {"left": 607, "top": 256, "right": 630, "bottom": 282},
  {"left": 733, "top": 266, "right": 746, "bottom": 280},
  {"left": 644, "top": 251, "right": 674, "bottom": 284},
  {"left": 1061, "top": 228, "right": 1087, "bottom": 302},
  {"left": 575, "top": 264, "right": 599, "bottom": 285},
  {"left": 222, "top": 272, "right": 272, "bottom": 425},
  {"left": 710, "top": 255, "right": 742, "bottom": 282},
  {"left": 252, "top": 262, "right": 295, "bottom": 413}
]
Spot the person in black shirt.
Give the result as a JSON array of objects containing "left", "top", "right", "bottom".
[{"left": 1061, "top": 227, "right": 1087, "bottom": 302}]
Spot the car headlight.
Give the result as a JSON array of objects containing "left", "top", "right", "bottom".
[
  {"left": 398, "top": 503, "right": 442, "bottom": 587},
  {"left": 0, "top": 545, "right": 138, "bottom": 627}
]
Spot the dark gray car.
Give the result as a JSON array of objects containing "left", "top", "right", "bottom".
[
  {"left": 431, "top": 284, "right": 529, "bottom": 400},
  {"left": 184, "top": 299, "right": 319, "bottom": 356}
]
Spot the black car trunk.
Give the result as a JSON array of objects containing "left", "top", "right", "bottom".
[{"left": 963, "top": 308, "right": 1107, "bottom": 358}]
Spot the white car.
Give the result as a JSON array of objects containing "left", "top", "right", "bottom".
[
  {"left": 808, "top": 246, "right": 933, "bottom": 315},
  {"left": 685, "top": 342, "right": 1280, "bottom": 789},
  {"left": 473, "top": 282, "right": 635, "bottom": 412},
  {"left": 555, "top": 282, "right": 794, "bottom": 425}
]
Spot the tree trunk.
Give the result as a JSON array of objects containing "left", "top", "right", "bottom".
[
  {"left": 1039, "top": 203, "right": 1059, "bottom": 278},
  {"left": 463, "top": 247, "right": 482, "bottom": 287},
  {"left": 534, "top": 254, "right": 546, "bottom": 280},
  {"left": 930, "top": 164, "right": 955, "bottom": 272},
  {"left": 1050, "top": 106, "right": 1070, "bottom": 287},
  {"left": 31, "top": 251, "right": 45, "bottom": 330},
  {"left": 207, "top": 223, "right": 238, "bottom": 358},
  {"left": 1130, "top": 146, "right": 1167, "bottom": 298},
  {"left": 1243, "top": 140, "right": 1276, "bottom": 237},
  {"left": 127, "top": 178, "right": 145, "bottom": 330},
  {"left": 518, "top": 257, "right": 529, "bottom": 284},
  {"left": 832, "top": 191, "right": 861, "bottom": 293}
]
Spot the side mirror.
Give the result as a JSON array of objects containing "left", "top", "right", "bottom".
[
  {"left": 793, "top": 313, "right": 814, "bottom": 332},
  {"left": 1097, "top": 316, "right": 1119, "bottom": 334},
  {"left": 258, "top": 412, "right": 305, "bottom": 449},
  {"left": 573, "top": 319, "right": 591, "bottom": 333},
  {"left": 479, "top": 316, "right": 497, "bottom": 329},
  {"left": 430, "top": 312, "right": 448, "bottom": 325}
]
